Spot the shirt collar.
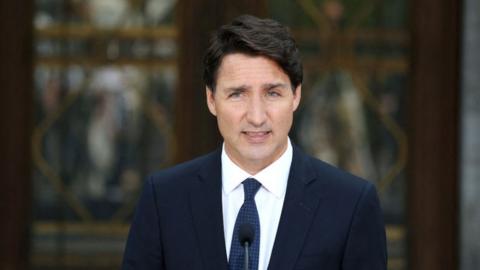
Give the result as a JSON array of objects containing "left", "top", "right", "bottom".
[{"left": 221, "top": 139, "right": 293, "bottom": 199}]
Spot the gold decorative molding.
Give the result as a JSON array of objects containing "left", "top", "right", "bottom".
[{"left": 35, "top": 25, "right": 177, "bottom": 39}]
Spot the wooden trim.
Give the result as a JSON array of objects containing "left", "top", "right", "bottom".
[
  {"left": 0, "top": 0, "right": 33, "bottom": 269},
  {"left": 408, "top": 0, "right": 461, "bottom": 269}
]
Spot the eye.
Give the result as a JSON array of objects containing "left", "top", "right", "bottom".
[
  {"left": 267, "top": 90, "right": 281, "bottom": 97},
  {"left": 228, "top": 91, "right": 242, "bottom": 98}
]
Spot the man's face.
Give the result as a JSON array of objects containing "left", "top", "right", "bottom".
[{"left": 206, "top": 53, "right": 301, "bottom": 174}]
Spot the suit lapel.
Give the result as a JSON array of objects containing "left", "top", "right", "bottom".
[
  {"left": 189, "top": 150, "right": 229, "bottom": 270},
  {"left": 267, "top": 146, "right": 323, "bottom": 270}
]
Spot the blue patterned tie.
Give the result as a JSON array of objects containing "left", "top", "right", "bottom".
[{"left": 229, "top": 178, "right": 261, "bottom": 270}]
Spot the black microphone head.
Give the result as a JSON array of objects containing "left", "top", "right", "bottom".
[{"left": 238, "top": 223, "right": 255, "bottom": 247}]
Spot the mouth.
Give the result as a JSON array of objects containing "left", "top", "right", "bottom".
[{"left": 242, "top": 131, "right": 271, "bottom": 143}]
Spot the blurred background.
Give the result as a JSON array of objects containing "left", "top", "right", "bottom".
[{"left": 0, "top": 0, "right": 478, "bottom": 269}]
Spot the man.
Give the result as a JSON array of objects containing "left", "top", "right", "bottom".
[{"left": 122, "top": 15, "right": 387, "bottom": 270}]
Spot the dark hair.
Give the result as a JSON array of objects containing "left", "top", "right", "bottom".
[{"left": 203, "top": 14, "right": 303, "bottom": 91}]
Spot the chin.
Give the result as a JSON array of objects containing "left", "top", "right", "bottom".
[{"left": 242, "top": 146, "right": 276, "bottom": 163}]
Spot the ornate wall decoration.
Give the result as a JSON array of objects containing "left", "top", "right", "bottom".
[
  {"left": 269, "top": 0, "right": 409, "bottom": 269},
  {"left": 32, "top": 0, "right": 177, "bottom": 268}
]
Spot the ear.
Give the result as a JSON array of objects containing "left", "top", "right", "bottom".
[
  {"left": 206, "top": 87, "right": 217, "bottom": 116},
  {"left": 292, "top": 84, "right": 302, "bottom": 111}
]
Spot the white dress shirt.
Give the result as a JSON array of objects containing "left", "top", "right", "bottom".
[{"left": 222, "top": 139, "right": 292, "bottom": 270}]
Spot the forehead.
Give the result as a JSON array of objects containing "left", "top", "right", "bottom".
[{"left": 215, "top": 53, "right": 291, "bottom": 88}]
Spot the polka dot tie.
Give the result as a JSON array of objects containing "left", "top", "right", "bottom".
[{"left": 229, "top": 178, "right": 261, "bottom": 270}]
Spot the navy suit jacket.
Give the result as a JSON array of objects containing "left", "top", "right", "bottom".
[{"left": 122, "top": 146, "right": 387, "bottom": 270}]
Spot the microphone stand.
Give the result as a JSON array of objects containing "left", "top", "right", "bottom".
[
  {"left": 238, "top": 223, "right": 254, "bottom": 270},
  {"left": 243, "top": 241, "right": 250, "bottom": 270}
]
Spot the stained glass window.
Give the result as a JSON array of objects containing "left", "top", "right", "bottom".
[
  {"left": 32, "top": 0, "right": 177, "bottom": 268},
  {"left": 269, "top": 1, "right": 409, "bottom": 269}
]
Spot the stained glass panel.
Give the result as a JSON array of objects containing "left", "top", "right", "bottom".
[
  {"left": 32, "top": 0, "right": 177, "bottom": 268},
  {"left": 269, "top": 1, "right": 409, "bottom": 269}
]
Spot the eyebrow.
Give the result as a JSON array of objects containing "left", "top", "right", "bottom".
[
  {"left": 224, "top": 85, "right": 249, "bottom": 92},
  {"left": 263, "top": 83, "right": 288, "bottom": 90},
  {"left": 222, "top": 82, "right": 289, "bottom": 93}
]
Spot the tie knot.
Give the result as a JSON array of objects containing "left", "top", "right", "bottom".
[{"left": 242, "top": 178, "right": 261, "bottom": 201}]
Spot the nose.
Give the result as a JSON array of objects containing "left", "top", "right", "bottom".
[{"left": 246, "top": 95, "right": 267, "bottom": 127}]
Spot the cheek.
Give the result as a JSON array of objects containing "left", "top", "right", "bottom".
[
  {"left": 271, "top": 105, "right": 294, "bottom": 119},
  {"left": 217, "top": 105, "right": 244, "bottom": 124},
  {"left": 216, "top": 108, "right": 242, "bottom": 132},
  {"left": 271, "top": 108, "right": 294, "bottom": 130}
]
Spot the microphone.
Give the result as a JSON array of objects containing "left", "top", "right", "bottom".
[{"left": 238, "top": 223, "right": 255, "bottom": 270}]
